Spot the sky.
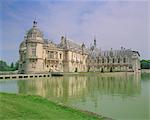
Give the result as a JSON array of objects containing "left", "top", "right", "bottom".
[{"left": 0, "top": 0, "right": 149, "bottom": 64}]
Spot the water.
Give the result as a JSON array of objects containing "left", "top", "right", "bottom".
[{"left": 0, "top": 72, "right": 149, "bottom": 120}]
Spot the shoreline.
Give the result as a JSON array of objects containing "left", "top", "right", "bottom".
[{"left": 0, "top": 93, "right": 112, "bottom": 120}]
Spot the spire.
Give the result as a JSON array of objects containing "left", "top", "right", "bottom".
[
  {"left": 94, "top": 36, "right": 96, "bottom": 47},
  {"left": 82, "top": 42, "right": 85, "bottom": 55},
  {"left": 82, "top": 42, "right": 85, "bottom": 48}
]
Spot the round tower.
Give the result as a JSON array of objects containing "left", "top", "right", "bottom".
[{"left": 25, "top": 21, "right": 44, "bottom": 73}]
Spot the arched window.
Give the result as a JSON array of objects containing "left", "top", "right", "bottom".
[
  {"left": 32, "top": 48, "right": 36, "bottom": 57},
  {"left": 102, "top": 58, "right": 104, "bottom": 63},
  {"left": 60, "top": 53, "right": 62, "bottom": 59},
  {"left": 104, "top": 58, "right": 107, "bottom": 63},
  {"left": 99, "top": 59, "right": 101, "bottom": 63},
  {"left": 97, "top": 58, "right": 99, "bottom": 63},
  {"left": 123, "top": 57, "right": 126, "bottom": 63},
  {"left": 107, "top": 58, "right": 109, "bottom": 63},
  {"left": 113, "top": 58, "right": 115, "bottom": 63}
]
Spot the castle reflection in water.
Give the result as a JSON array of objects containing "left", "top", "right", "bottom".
[{"left": 18, "top": 73, "right": 141, "bottom": 102}]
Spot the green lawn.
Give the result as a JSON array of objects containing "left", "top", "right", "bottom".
[{"left": 0, "top": 93, "right": 106, "bottom": 120}]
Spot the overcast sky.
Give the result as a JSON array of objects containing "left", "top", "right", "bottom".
[{"left": 0, "top": 0, "right": 149, "bottom": 64}]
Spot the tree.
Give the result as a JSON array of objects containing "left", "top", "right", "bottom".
[
  {"left": 0, "top": 60, "right": 19, "bottom": 71},
  {"left": 11, "top": 62, "right": 14, "bottom": 68},
  {"left": 15, "top": 61, "right": 19, "bottom": 70},
  {"left": 140, "top": 60, "right": 150, "bottom": 69},
  {"left": 0, "top": 60, "right": 11, "bottom": 71}
]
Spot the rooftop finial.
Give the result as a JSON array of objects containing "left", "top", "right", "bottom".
[{"left": 33, "top": 19, "right": 37, "bottom": 27}]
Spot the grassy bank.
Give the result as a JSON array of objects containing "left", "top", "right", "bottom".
[{"left": 0, "top": 93, "right": 106, "bottom": 120}]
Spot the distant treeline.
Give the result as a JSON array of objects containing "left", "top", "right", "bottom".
[
  {"left": 140, "top": 60, "right": 150, "bottom": 69},
  {"left": 0, "top": 60, "right": 19, "bottom": 71}
]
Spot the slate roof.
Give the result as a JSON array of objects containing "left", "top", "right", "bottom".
[
  {"left": 100, "top": 49, "right": 133, "bottom": 57},
  {"left": 58, "top": 38, "right": 88, "bottom": 53}
]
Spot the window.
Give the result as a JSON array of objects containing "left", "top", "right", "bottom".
[
  {"left": 102, "top": 58, "right": 104, "bottom": 63},
  {"left": 129, "top": 65, "right": 132, "bottom": 69},
  {"left": 20, "top": 54, "right": 23, "bottom": 61},
  {"left": 32, "top": 34, "right": 36, "bottom": 38},
  {"left": 107, "top": 59, "right": 109, "bottom": 63},
  {"left": 104, "top": 58, "right": 107, "bottom": 63},
  {"left": 99, "top": 59, "right": 101, "bottom": 63},
  {"left": 113, "top": 58, "right": 115, "bottom": 63},
  {"left": 118, "top": 58, "right": 120, "bottom": 63},
  {"left": 48, "top": 51, "right": 54, "bottom": 58},
  {"left": 60, "top": 53, "right": 62, "bottom": 59},
  {"left": 31, "top": 43, "right": 36, "bottom": 57},
  {"left": 55, "top": 52, "right": 58, "bottom": 59},
  {"left": 32, "top": 61, "right": 36, "bottom": 68},
  {"left": 20, "top": 64, "right": 22, "bottom": 68},
  {"left": 123, "top": 58, "right": 126, "bottom": 63},
  {"left": 32, "top": 49, "right": 36, "bottom": 56},
  {"left": 31, "top": 43, "right": 36, "bottom": 47}
]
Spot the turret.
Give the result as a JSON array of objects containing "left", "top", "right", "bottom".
[
  {"left": 60, "top": 36, "right": 67, "bottom": 49},
  {"left": 24, "top": 20, "right": 44, "bottom": 73}
]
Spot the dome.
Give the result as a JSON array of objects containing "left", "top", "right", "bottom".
[
  {"left": 19, "top": 41, "right": 26, "bottom": 52},
  {"left": 26, "top": 21, "right": 44, "bottom": 39}
]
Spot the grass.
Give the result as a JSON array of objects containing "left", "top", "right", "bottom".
[{"left": 0, "top": 93, "right": 106, "bottom": 120}]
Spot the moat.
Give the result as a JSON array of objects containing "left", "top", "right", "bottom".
[{"left": 0, "top": 72, "right": 149, "bottom": 120}]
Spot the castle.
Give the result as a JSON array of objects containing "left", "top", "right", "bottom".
[{"left": 19, "top": 21, "right": 140, "bottom": 73}]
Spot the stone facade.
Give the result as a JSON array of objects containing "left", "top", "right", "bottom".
[
  {"left": 87, "top": 44, "right": 140, "bottom": 72},
  {"left": 19, "top": 21, "right": 140, "bottom": 73}
]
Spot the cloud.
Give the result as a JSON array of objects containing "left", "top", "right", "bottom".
[{"left": 0, "top": 0, "right": 149, "bottom": 63}]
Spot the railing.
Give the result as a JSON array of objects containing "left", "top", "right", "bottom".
[
  {"left": 0, "top": 73, "right": 52, "bottom": 80},
  {"left": 46, "top": 57, "right": 59, "bottom": 61}
]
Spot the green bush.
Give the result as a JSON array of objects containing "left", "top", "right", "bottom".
[
  {"left": 140, "top": 60, "right": 150, "bottom": 69},
  {"left": 0, "top": 60, "right": 18, "bottom": 71}
]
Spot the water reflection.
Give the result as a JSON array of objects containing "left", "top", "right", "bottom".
[
  {"left": 18, "top": 73, "right": 141, "bottom": 101},
  {"left": 1, "top": 73, "right": 149, "bottom": 119}
]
